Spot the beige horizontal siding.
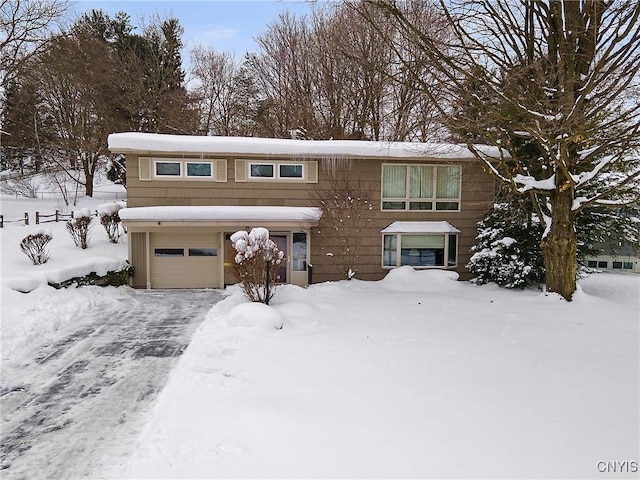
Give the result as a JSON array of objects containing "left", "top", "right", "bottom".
[{"left": 126, "top": 153, "right": 495, "bottom": 283}]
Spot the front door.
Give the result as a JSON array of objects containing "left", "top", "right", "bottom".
[{"left": 271, "top": 234, "right": 288, "bottom": 283}]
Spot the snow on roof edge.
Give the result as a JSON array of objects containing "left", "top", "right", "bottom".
[
  {"left": 108, "top": 132, "right": 505, "bottom": 160},
  {"left": 119, "top": 206, "right": 323, "bottom": 223}
]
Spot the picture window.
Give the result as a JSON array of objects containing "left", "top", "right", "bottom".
[{"left": 382, "top": 164, "right": 461, "bottom": 211}]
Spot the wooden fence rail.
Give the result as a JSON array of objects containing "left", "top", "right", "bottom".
[{"left": 0, "top": 210, "right": 97, "bottom": 228}]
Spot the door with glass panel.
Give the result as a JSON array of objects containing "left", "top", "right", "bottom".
[{"left": 270, "top": 234, "right": 288, "bottom": 283}]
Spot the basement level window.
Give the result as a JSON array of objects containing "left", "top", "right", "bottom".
[{"left": 154, "top": 248, "right": 184, "bottom": 257}]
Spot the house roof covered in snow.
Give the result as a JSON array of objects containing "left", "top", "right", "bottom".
[
  {"left": 119, "top": 206, "right": 323, "bottom": 224},
  {"left": 380, "top": 221, "right": 462, "bottom": 234},
  {"left": 108, "top": 132, "right": 505, "bottom": 160}
]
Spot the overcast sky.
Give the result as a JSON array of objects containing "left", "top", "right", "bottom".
[{"left": 71, "top": 0, "right": 315, "bottom": 56}]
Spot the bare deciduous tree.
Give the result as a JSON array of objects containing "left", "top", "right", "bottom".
[
  {"left": 190, "top": 47, "right": 258, "bottom": 136},
  {"left": 0, "top": 0, "right": 68, "bottom": 87},
  {"left": 311, "top": 165, "right": 374, "bottom": 279},
  {"left": 31, "top": 30, "right": 119, "bottom": 196},
  {"left": 247, "top": 1, "right": 450, "bottom": 141},
  {"left": 368, "top": 0, "right": 640, "bottom": 300}
]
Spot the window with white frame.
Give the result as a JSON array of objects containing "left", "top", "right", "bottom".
[
  {"left": 279, "top": 163, "right": 304, "bottom": 178},
  {"left": 381, "top": 222, "right": 460, "bottom": 268},
  {"left": 250, "top": 163, "right": 275, "bottom": 178},
  {"left": 186, "top": 162, "right": 213, "bottom": 178},
  {"left": 382, "top": 164, "right": 461, "bottom": 211},
  {"left": 248, "top": 161, "right": 305, "bottom": 180},
  {"left": 151, "top": 158, "right": 223, "bottom": 181},
  {"left": 155, "top": 161, "right": 181, "bottom": 177}
]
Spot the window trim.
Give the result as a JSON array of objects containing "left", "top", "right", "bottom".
[
  {"left": 381, "top": 163, "right": 462, "bottom": 212},
  {"left": 381, "top": 232, "right": 458, "bottom": 269}
]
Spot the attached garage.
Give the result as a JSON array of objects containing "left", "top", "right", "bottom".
[{"left": 120, "top": 206, "right": 322, "bottom": 289}]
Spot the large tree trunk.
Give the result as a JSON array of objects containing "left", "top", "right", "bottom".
[
  {"left": 540, "top": 184, "right": 577, "bottom": 301},
  {"left": 83, "top": 163, "right": 94, "bottom": 197}
]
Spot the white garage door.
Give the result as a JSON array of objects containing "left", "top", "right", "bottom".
[{"left": 150, "top": 230, "right": 221, "bottom": 288}]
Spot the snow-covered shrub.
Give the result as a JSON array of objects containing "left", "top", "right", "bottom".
[
  {"left": 230, "top": 227, "right": 284, "bottom": 304},
  {"left": 20, "top": 229, "right": 53, "bottom": 265},
  {"left": 66, "top": 208, "right": 93, "bottom": 249},
  {"left": 468, "top": 203, "right": 545, "bottom": 288},
  {"left": 98, "top": 202, "right": 124, "bottom": 243}
]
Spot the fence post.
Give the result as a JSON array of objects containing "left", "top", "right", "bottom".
[
  {"left": 0, "top": 215, "right": 3, "bottom": 228},
  {"left": 24, "top": 212, "right": 29, "bottom": 226},
  {"left": 55, "top": 210, "right": 59, "bottom": 222},
  {"left": 36, "top": 211, "right": 40, "bottom": 224}
]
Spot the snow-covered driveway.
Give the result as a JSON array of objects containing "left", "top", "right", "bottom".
[{"left": 1, "top": 287, "right": 224, "bottom": 479}]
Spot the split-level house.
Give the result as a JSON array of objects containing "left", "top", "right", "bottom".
[{"left": 108, "top": 132, "right": 501, "bottom": 289}]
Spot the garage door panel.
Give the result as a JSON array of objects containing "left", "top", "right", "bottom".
[{"left": 150, "top": 230, "right": 221, "bottom": 288}]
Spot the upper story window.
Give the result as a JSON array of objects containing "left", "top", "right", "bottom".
[
  {"left": 186, "top": 162, "right": 213, "bottom": 178},
  {"left": 382, "top": 164, "right": 461, "bottom": 211},
  {"left": 250, "top": 163, "right": 275, "bottom": 178},
  {"left": 279, "top": 163, "right": 304, "bottom": 178},
  {"left": 155, "top": 161, "right": 181, "bottom": 177},
  {"left": 144, "top": 158, "right": 226, "bottom": 182},
  {"left": 248, "top": 162, "right": 305, "bottom": 180},
  {"left": 236, "top": 159, "right": 316, "bottom": 183},
  {"left": 156, "top": 161, "right": 213, "bottom": 178}
]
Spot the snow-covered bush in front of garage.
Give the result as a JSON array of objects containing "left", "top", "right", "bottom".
[
  {"left": 230, "top": 227, "right": 284, "bottom": 304},
  {"left": 97, "top": 202, "right": 125, "bottom": 243}
]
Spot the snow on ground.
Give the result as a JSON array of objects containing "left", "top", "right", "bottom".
[
  {"left": 117, "top": 268, "right": 639, "bottom": 479},
  {"left": 0, "top": 188, "right": 128, "bottom": 292},
  {"left": 1, "top": 181, "right": 128, "bottom": 361}
]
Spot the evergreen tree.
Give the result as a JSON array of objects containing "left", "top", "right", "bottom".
[{"left": 468, "top": 199, "right": 545, "bottom": 289}]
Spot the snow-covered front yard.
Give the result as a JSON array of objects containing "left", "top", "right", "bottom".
[
  {"left": 115, "top": 269, "right": 638, "bottom": 479},
  {"left": 2, "top": 189, "right": 639, "bottom": 479}
]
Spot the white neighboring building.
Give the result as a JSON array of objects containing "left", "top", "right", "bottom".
[{"left": 585, "top": 243, "right": 640, "bottom": 273}]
